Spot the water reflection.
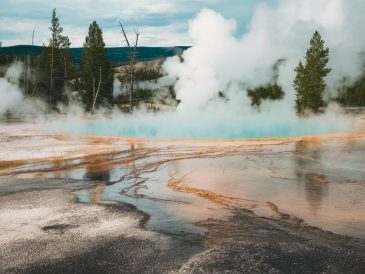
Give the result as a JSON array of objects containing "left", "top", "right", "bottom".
[
  {"left": 83, "top": 168, "right": 111, "bottom": 182},
  {"left": 15, "top": 137, "right": 364, "bottom": 238},
  {"left": 91, "top": 183, "right": 106, "bottom": 202},
  {"left": 294, "top": 141, "right": 328, "bottom": 213},
  {"left": 128, "top": 140, "right": 137, "bottom": 178}
]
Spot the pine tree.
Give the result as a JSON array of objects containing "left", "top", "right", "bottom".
[
  {"left": 294, "top": 30, "right": 331, "bottom": 114},
  {"left": 0, "top": 53, "right": 5, "bottom": 67},
  {"left": 39, "top": 9, "right": 74, "bottom": 106},
  {"left": 80, "top": 21, "right": 112, "bottom": 112}
]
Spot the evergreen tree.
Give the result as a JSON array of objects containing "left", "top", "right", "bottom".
[
  {"left": 0, "top": 53, "right": 6, "bottom": 68},
  {"left": 337, "top": 75, "right": 365, "bottom": 106},
  {"left": 39, "top": 9, "right": 74, "bottom": 106},
  {"left": 247, "top": 59, "right": 285, "bottom": 109},
  {"left": 80, "top": 21, "right": 112, "bottom": 112},
  {"left": 294, "top": 30, "right": 331, "bottom": 114},
  {"left": 6, "top": 50, "right": 15, "bottom": 64}
]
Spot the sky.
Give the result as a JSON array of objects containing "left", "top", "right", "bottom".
[{"left": 0, "top": 0, "right": 276, "bottom": 47}]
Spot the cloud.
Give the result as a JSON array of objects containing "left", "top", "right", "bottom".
[{"left": 0, "top": 0, "right": 272, "bottom": 47}]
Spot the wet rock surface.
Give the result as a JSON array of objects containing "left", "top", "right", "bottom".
[
  {"left": 1, "top": 180, "right": 364, "bottom": 273},
  {"left": 180, "top": 241, "right": 365, "bottom": 273},
  {"left": 25, "top": 235, "right": 203, "bottom": 274},
  {"left": 180, "top": 209, "right": 365, "bottom": 273},
  {"left": 0, "top": 187, "right": 203, "bottom": 273},
  {"left": 1, "top": 123, "right": 365, "bottom": 273}
]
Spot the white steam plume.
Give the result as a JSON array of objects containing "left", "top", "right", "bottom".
[
  {"left": 0, "top": 62, "right": 46, "bottom": 117},
  {"left": 0, "top": 62, "right": 26, "bottom": 116},
  {"left": 45, "top": 1, "right": 365, "bottom": 138},
  {"left": 163, "top": 0, "right": 365, "bottom": 112}
]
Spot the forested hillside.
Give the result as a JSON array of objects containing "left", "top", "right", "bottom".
[{"left": 0, "top": 45, "right": 189, "bottom": 66}]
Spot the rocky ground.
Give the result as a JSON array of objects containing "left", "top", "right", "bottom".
[
  {"left": 1, "top": 183, "right": 364, "bottom": 273},
  {"left": 0, "top": 187, "right": 203, "bottom": 273},
  {"left": 0, "top": 122, "right": 365, "bottom": 273}
]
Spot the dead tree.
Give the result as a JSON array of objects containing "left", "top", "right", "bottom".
[
  {"left": 50, "top": 37, "right": 54, "bottom": 106},
  {"left": 92, "top": 66, "right": 102, "bottom": 113},
  {"left": 25, "top": 25, "right": 36, "bottom": 98},
  {"left": 119, "top": 22, "right": 139, "bottom": 110}
]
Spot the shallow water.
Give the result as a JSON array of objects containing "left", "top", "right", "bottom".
[
  {"left": 23, "top": 137, "right": 365, "bottom": 239},
  {"left": 47, "top": 112, "right": 363, "bottom": 139}
]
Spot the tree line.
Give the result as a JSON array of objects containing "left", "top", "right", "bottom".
[
  {"left": 242, "top": 31, "right": 363, "bottom": 114},
  {"left": 42, "top": 9, "right": 113, "bottom": 112},
  {"left": 0, "top": 9, "right": 113, "bottom": 112},
  {"left": 0, "top": 9, "right": 364, "bottom": 114}
]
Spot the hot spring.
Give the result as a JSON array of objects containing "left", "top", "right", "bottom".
[
  {"left": 4, "top": 118, "right": 364, "bottom": 239},
  {"left": 47, "top": 108, "right": 363, "bottom": 139}
]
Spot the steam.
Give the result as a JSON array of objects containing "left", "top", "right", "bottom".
[
  {"left": 48, "top": 103, "right": 357, "bottom": 139},
  {"left": 163, "top": 0, "right": 365, "bottom": 112},
  {"left": 0, "top": 62, "right": 46, "bottom": 117},
  {"left": 0, "top": 62, "right": 24, "bottom": 116},
  {"left": 47, "top": 1, "right": 365, "bottom": 139},
  {"left": 3, "top": 1, "right": 365, "bottom": 139}
]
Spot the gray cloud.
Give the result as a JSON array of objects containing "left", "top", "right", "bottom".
[{"left": 0, "top": 0, "right": 273, "bottom": 46}]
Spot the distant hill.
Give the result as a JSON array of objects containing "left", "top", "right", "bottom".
[{"left": 0, "top": 45, "right": 189, "bottom": 65}]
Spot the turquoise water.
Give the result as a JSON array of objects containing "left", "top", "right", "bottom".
[{"left": 49, "top": 112, "right": 360, "bottom": 139}]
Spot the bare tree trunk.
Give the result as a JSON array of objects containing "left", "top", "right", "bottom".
[
  {"left": 32, "top": 85, "right": 37, "bottom": 98},
  {"left": 123, "top": 67, "right": 129, "bottom": 105},
  {"left": 129, "top": 65, "right": 133, "bottom": 107},
  {"left": 119, "top": 22, "right": 140, "bottom": 111},
  {"left": 130, "top": 32, "right": 139, "bottom": 108},
  {"left": 23, "top": 55, "right": 27, "bottom": 96},
  {"left": 32, "top": 26, "right": 36, "bottom": 51},
  {"left": 30, "top": 25, "right": 36, "bottom": 100},
  {"left": 64, "top": 57, "right": 67, "bottom": 82},
  {"left": 26, "top": 55, "right": 30, "bottom": 97},
  {"left": 92, "top": 76, "right": 96, "bottom": 112},
  {"left": 50, "top": 43, "right": 54, "bottom": 106},
  {"left": 92, "top": 66, "right": 102, "bottom": 113}
]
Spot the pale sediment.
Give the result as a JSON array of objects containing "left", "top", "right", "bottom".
[
  {"left": 1, "top": 121, "right": 365, "bottom": 273},
  {"left": 0, "top": 187, "right": 202, "bottom": 273}
]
